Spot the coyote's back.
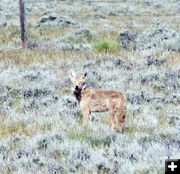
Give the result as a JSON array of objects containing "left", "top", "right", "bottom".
[{"left": 70, "top": 70, "right": 126, "bottom": 133}]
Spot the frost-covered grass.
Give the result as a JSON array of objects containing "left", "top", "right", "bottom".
[
  {"left": 0, "top": 54, "right": 179, "bottom": 173},
  {"left": 0, "top": 0, "right": 180, "bottom": 174}
]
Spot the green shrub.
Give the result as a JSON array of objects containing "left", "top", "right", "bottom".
[{"left": 93, "top": 40, "right": 121, "bottom": 53}]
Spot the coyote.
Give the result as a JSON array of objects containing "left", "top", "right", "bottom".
[{"left": 70, "top": 70, "right": 126, "bottom": 133}]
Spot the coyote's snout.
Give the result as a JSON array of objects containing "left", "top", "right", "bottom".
[{"left": 70, "top": 70, "right": 126, "bottom": 133}]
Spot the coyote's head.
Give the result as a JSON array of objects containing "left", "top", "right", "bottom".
[{"left": 70, "top": 70, "right": 87, "bottom": 93}]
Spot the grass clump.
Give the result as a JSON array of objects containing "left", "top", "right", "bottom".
[
  {"left": 6, "top": 87, "right": 21, "bottom": 108},
  {"left": 0, "top": 121, "right": 29, "bottom": 138},
  {"left": 0, "top": 119, "right": 54, "bottom": 139},
  {"left": 93, "top": 40, "right": 121, "bottom": 53},
  {"left": 67, "top": 126, "right": 112, "bottom": 147}
]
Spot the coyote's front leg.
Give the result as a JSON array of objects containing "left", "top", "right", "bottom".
[{"left": 82, "top": 107, "right": 89, "bottom": 121}]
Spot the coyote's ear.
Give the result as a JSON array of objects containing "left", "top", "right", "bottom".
[
  {"left": 70, "top": 69, "right": 76, "bottom": 81},
  {"left": 83, "top": 71, "right": 87, "bottom": 79}
]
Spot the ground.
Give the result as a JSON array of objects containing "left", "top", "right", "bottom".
[{"left": 0, "top": 0, "right": 180, "bottom": 173}]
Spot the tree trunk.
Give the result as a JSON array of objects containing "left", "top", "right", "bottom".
[{"left": 19, "top": 0, "right": 27, "bottom": 49}]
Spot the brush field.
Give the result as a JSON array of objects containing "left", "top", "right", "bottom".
[{"left": 0, "top": 0, "right": 180, "bottom": 173}]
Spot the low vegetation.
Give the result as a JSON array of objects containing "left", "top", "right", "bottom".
[
  {"left": 0, "top": 0, "right": 180, "bottom": 173},
  {"left": 94, "top": 40, "right": 121, "bottom": 53}
]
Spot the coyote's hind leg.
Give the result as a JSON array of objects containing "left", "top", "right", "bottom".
[
  {"left": 116, "top": 110, "right": 126, "bottom": 133},
  {"left": 109, "top": 107, "right": 116, "bottom": 129}
]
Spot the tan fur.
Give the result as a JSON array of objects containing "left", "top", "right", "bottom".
[{"left": 70, "top": 70, "right": 126, "bottom": 133}]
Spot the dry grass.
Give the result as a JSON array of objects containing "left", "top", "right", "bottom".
[
  {"left": 0, "top": 44, "right": 137, "bottom": 68},
  {"left": 0, "top": 27, "right": 20, "bottom": 46},
  {"left": 166, "top": 52, "right": 180, "bottom": 68},
  {"left": 0, "top": 115, "right": 67, "bottom": 139},
  {"left": 0, "top": 49, "right": 91, "bottom": 67},
  {"left": 0, "top": 120, "right": 40, "bottom": 138}
]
